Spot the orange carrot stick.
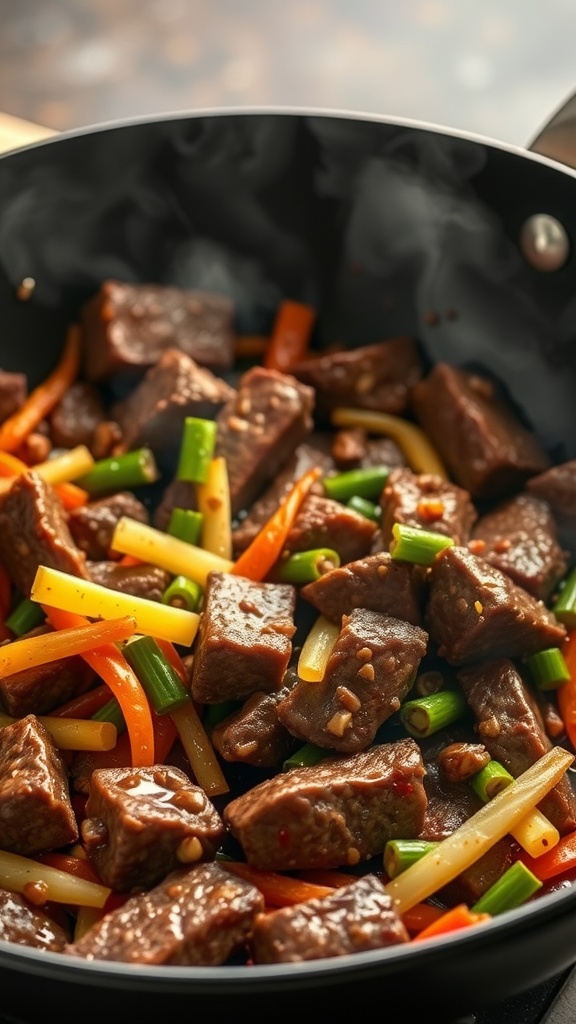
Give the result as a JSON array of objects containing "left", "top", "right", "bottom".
[
  {"left": 519, "top": 829, "right": 576, "bottom": 881},
  {"left": 412, "top": 903, "right": 491, "bottom": 942},
  {"left": 224, "top": 862, "right": 335, "bottom": 907},
  {"left": 0, "top": 615, "right": 137, "bottom": 678},
  {"left": 55, "top": 482, "right": 89, "bottom": 510},
  {"left": 264, "top": 300, "right": 316, "bottom": 373},
  {"left": 401, "top": 902, "right": 446, "bottom": 934},
  {"left": 234, "top": 335, "right": 268, "bottom": 360},
  {"left": 51, "top": 684, "right": 112, "bottom": 720}
]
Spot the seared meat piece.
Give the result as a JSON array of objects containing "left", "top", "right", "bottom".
[
  {"left": 215, "top": 366, "right": 314, "bottom": 517},
  {"left": 0, "top": 472, "right": 89, "bottom": 595},
  {"left": 283, "top": 493, "right": 378, "bottom": 565},
  {"left": 212, "top": 688, "right": 298, "bottom": 768},
  {"left": 224, "top": 738, "right": 427, "bottom": 871},
  {"left": 191, "top": 572, "right": 296, "bottom": 704},
  {"left": 292, "top": 337, "right": 423, "bottom": 421},
  {"left": 81, "top": 765, "right": 226, "bottom": 891},
  {"left": 380, "top": 467, "right": 477, "bottom": 547},
  {"left": 0, "top": 715, "right": 78, "bottom": 855},
  {"left": 470, "top": 493, "right": 568, "bottom": 600},
  {"left": 425, "top": 546, "right": 566, "bottom": 665},
  {"left": 48, "top": 381, "right": 106, "bottom": 450},
  {"left": 87, "top": 561, "right": 172, "bottom": 602},
  {"left": 437, "top": 742, "right": 491, "bottom": 784},
  {"left": 328, "top": 429, "right": 405, "bottom": 471},
  {"left": 252, "top": 874, "right": 409, "bottom": 963},
  {"left": 0, "top": 890, "right": 69, "bottom": 951},
  {"left": 301, "top": 551, "right": 425, "bottom": 627},
  {"left": 153, "top": 477, "right": 197, "bottom": 533},
  {"left": 526, "top": 460, "right": 576, "bottom": 522},
  {"left": 277, "top": 610, "right": 427, "bottom": 753},
  {"left": 0, "top": 625, "right": 94, "bottom": 717},
  {"left": 67, "top": 862, "right": 264, "bottom": 965},
  {"left": 81, "top": 279, "right": 235, "bottom": 381},
  {"left": 457, "top": 658, "right": 576, "bottom": 835},
  {"left": 0, "top": 369, "right": 26, "bottom": 424},
  {"left": 68, "top": 491, "right": 149, "bottom": 561},
  {"left": 410, "top": 363, "right": 550, "bottom": 499}
]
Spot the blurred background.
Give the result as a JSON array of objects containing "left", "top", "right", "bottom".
[{"left": 1, "top": 0, "right": 576, "bottom": 147}]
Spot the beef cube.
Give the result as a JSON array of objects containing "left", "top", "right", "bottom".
[
  {"left": 0, "top": 890, "right": 70, "bottom": 951},
  {"left": 112, "top": 347, "right": 234, "bottom": 457},
  {"left": 68, "top": 491, "right": 149, "bottom": 561},
  {"left": 425, "top": 546, "right": 566, "bottom": 666},
  {"left": 215, "top": 366, "right": 314, "bottom": 517},
  {"left": 292, "top": 337, "right": 423, "bottom": 421},
  {"left": 277, "top": 610, "right": 427, "bottom": 753},
  {"left": 48, "top": 381, "right": 106, "bottom": 450},
  {"left": 457, "top": 658, "right": 576, "bottom": 835},
  {"left": 301, "top": 551, "right": 425, "bottom": 627},
  {"left": 0, "top": 472, "right": 89, "bottom": 596},
  {"left": 67, "top": 861, "right": 264, "bottom": 965},
  {"left": 212, "top": 689, "right": 298, "bottom": 768},
  {"left": 81, "top": 280, "right": 235, "bottom": 381},
  {"left": 0, "top": 715, "right": 78, "bottom": 855},
  {"left": 191, "top": 573, "right": 296, "bottom": 703},
  {"left": 224, "top": 738, "right": 427, "bottom": 871},
  {"left": 252, "top": 874, "right": 409, "bottom": 963},
  {"left": 81, "top": 765, "right": 226, "bottom": 891},
  {"left": 470, "top": 493, "right": 568, "bottom": 600},
  {"left": 527, "top": 461, "right": 576, "bottom": 523},
  {"left": 0, "top": 369, "right": 26, "bottom": 424},
  {"left": 87, "top": 561, "right": 172, "bottom": 602},
  {"left": 284, "top": 493, "right": 378, "bottom": 565},
  {"left": 0, "top": 625, "right": 94, "bottom": 717},
  {"left": 410, "top": 363, "right": 550, "bottom": 499},
  {"left": 381, "top": 468, "right": 477, "bottom": 547}
]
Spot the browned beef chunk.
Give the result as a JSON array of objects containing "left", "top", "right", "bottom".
[
  {"left": 0, "top": 370, "right": 26, "bottom": 424},
  {"left": 410, "top": 363, "right": 550, "bottom": 499},
  {"left": 224, "top": 738, "right": 427, "bottom": 871},
  {"left": 457, "top": 658, "right": 576, "bottom": 835},
  {"left": 87, "top": 561, "right": 171, "bottom": 602},
  {"left": 470, "top": 493, "right": 568, "bottom": 600},
  {"left": 252, "top": 874, "right": 409, "bottom": 963},
  {"left": 215, "top": 366, "right": 314, "bottom": 517},
  {"left": 67, "top": 862, "right": 264, "bottom": 965},
  {"left": 425, "top": 546, "right": 566, "bottom": 665},
  {"left": 48, "top": 381, "right": 106, "bottom": 450},
  {"left": 526, "top": 460, "right": 576, "bottom": 522},
  {"left": 0, "top": 625, "right": 95, "bottom": 717},
  {"left": 283, "top": 493, "right": 378, "bottom": 565},
  {"left": 81, "top": 765, "right": 226, "bottom": 891},
  {"left": 81, "top": 280, "right": 235, "bottom": 381},
  {"left": 0, "top": 715, "right": 78, "bottom": 855},
  {"left": 68, "top": 491, "right": 149, "bottom": 561},
  {"left": 277, "top": 610, "right": 427, "bottom": 753},
  {"left": 380, "top": 468, "right": 477, "bottom": 547},
  {"left": 301, "top": 551, "right": 425, "bottom": 627},
  {"left": 191, "top": 572, "right": 296, "bottom": 703},
  {"left": 0, "top": 472, "right": 89, "bottom": 596},
  {"left": 437, "top": 742, "right": 491, "bottom": 784},
  {"left": 0, "top": 890, "right": 70, "bottom": 951},
  {"left": 112, "top": 347, "right": 234, "bottom": 456},
  {"left": 292, "top": 337, "right": 423, "bottom": 421},
  {"left": 212, "top": 688, "right": 297, "bottom": 768}
]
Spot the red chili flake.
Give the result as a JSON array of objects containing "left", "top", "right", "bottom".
[
  {"left": 391, "top": 779, "right": 414, "bottom": 796},
  {"left": 278, "top": 828, "right": 291, "bottom": 848},
  {"left": 417, "top": 498, "right": 445, "bottom": 521}
]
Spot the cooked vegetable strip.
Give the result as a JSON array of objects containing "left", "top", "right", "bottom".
[
  {"left": 0, "top": 324, "right": 81, "bottom": 453},
  {"left": 401, "top": 902, "right": 446, "bottom": 935},
  {"left": 77, "top": 447, "right": 159, "bottom": 497},
  {"left": 92, "top": 698, "right": 126, "bottom": 734},
  {"left": 272, "top": 548, "right": 340, "bottom": 585},
  {"left": 176, "top": 417, "right": 217, "bottom": 483},
  {"left": 283, "top": 742, "right": 327, "bottom": 771},
  {"left": 471, "top": 861, "right": 542, "bottom": 916},
  {"left": 51, "top": 683, "right": 112, "bottom": 720},
  {"left": 323, "top": 466, "right": 390, "bottom": 502},
  {"left": 31, "top": 566, "right": 198, "bottom": 646},
  {"left": 263, "top": 300, "right": 316, "bottom": 373},
  {"left": 346, "top": 495, "right": 381, "bottom": 522},
  {"left": 384, "top": 840, "right": 439, "bottom": 879},
  {"left": 111, "top": 517, "right": 233, "bottom": 586},
  {"left": 520, "top": 829, "right": 576, "bottom": 881},
  {"left": 197, "top": 456, "right": 233, "bottom": 559},
  {"left": 385, "top": 746, "right": 574, "bottom": 914},
  {"left": 0, "top": 849, "right": 110, "bottom": 907},
  {"left": 167, "top": 508, "right": 203, "bottom": 545},
  {"left": 122, "top": 636, "right": 190, "bottom": 715},
  {"left": 525, "top": 647, "right": 571, "bottom": 690},
  {"left": 5, "top": 597, "right": 45, "bottom": 637},
  {"left": 231, "top": 467, "right": 322, "bottom": 581},
  {"left": 552, "top": 566, "right": 576, "bottom": 628},
  {"left": 331, "top": 407, "right": 448, "bottom": 478},
  {"left": 0, "top": 449, "right": 89, "bottom": 509},
  {"left": 162, "top": 575, "right": 202, "bottom": 613},
  {"left": 0, "top": 615, "right": 137, "bottom": 677},
  {"left": 234, "top": 335, "right": 268, "bottom": 360},
  {"left": 412, "top": 904, "right": 491, "bottom": 942},
  {"left": 53, "top": 481, "right": 90, "bottom": 510},
  {"left": 32, "top": 445, "right": 94, "bottom": 486},
  {"left": 170, "top": 701, "right": 229, "bottom": 796},
  {"left": 297, "top": 615, "right": 340, "bottom": 682},
  {"left": 0, "top": 712, "right": 117, "bottom": 752},
  {"left": 556, "top": 630, "right": 576, "bottom": 750},
  {"left": 470, "top": 759, "right": 561, "bottom": 858},
  {"left": 224, "top": 861, "right": 334, "bottom": 907},
  {"left": 400, "top": 690, "right": 468, "bottom": 738},
  {"left": 390, "top": 523, "right": 455, "bottom": 565}
]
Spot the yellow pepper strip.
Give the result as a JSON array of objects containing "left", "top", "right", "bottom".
[
  {"left": 170, "top": 702, "right": 229, "bottom": 797},
  {"left": 0, "top": 849, "right": 111, "bottom": 908},
  {"left": 297, "top": 615, "right": 341, "bottom": 682},
  {"left": 331, "top": 407, "right": 448, "bottom": 478},
  {"left": 111, "top": 516, "right": 233, "bottom": 586},
  {"left": 0, "top": 712, "right": 116, "bottom": 752},
  {"left": 197, "top": 456, "right": 233, "bottom": 561}
]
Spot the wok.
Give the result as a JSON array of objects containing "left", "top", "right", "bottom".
[{"left": 2, "top": 102, "right": 576, "bottom": 1022}]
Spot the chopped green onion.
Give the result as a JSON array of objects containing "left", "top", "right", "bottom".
[
  {"left": 77, "top": 448, "right": 159, "bottom": 497},
  {"left": 162, "top": 575, "right": 202, "bottom": 613},
  {"left": 400, "top": 689, "right": 468, "bottom": 738},
  {"left": 390, "top": 522, "right": 454, "bottom": 565},
  {"left": 525, "top": 647, "right": 571, "bottom": 691},
  {"left": 552, "top": 566, "right": 576, "bottom": 628},
  {"left": 5, "top": 598, "right": 45, "bottom": 637},
  {"left": 122, "top": 635, "right": 190, "bottom": 715},
  {"left": 346, "top": 495, "right": 381, "bottom": 522},
  {"left": 283, "top": 742, "right": 327, "bottom": 771},
  {"left": 272, "top": 548, "right": 340, "bottom": 585},
  {"left": 92, "top": 698, "right": 126, "bottom": 734},
  {"left": 383, "top": 839, "right": 438, "bottom": 879},
  {"left": 202, "top": 701, "right": 240, "bottom": 733},
  {"left": 176, "top": 418, "right": 217, "bottom": 483},
  {"left": 470, "top": 760, "right": 514, "bottom": 803},
  {"left": 323, "top": 466, "right": 390, "bottom": 502},
  {"left": 472, "top": 861, "right": 542, "bottom": 916},
  {"left": 167, "top": 508, "right": 203, "bottom": 545}
]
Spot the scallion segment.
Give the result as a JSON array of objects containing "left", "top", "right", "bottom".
[
  {"left": 552, "top": 566, "right": 576, "bottom": 628},
  {"left": 384, "top": 839, "right": 438, "bottom": 880},
  {"left": 283, "top": 742, "right": 327, "bottom": 771},
  {"left": 202, "top": 701, "right": 240, "bottom": 733},
  {"left": 323, "top": 466, "right": 390, "bottom": 503},
  {"left": 162, "top": 575, "right": 202, "bottom": 613},
  {"left": 5, "top": 597, "right": 45, "bottom": 637},
  {"left": 176, "top": 418, "right": 217, "bottom": 483},
  {"left": 122, "top": 635, "right": 190, "bottom": 715},
  {"left": 470, "top": 760, "right": 514, "bottom": 803},
  {"left": 77, "top": 448, "right": 159, "bottom": 497},
  {"left": 390, "top": 523, "right": 454, "bottom": 566},
  {"left": 471, "top": 861, "right": 542, "bottom": 916},
  {"left": 346, "top": 496, "right": 381, "bottom": 522},
  {"left": 525, "top": 647, "right": 571, "bottom": 691},
  {"left": 400, "top": 689, "right": 468, "bottom": 738},
  {"left": 273, "top": 548, "right": 340, "bottom": 585},
  {"left": 92, "top": 698, "right": 126, "bottom": 734},
  {"left": 167, "top": 508, "right": 204, "bottom": 545}
]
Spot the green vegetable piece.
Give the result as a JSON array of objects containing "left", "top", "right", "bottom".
[
  {"left": 525, "top": 647, "right": 571, "bottom": 691},
  {"left": 390, "top": 522, "right": 454, "bottom": 566},
  {"left": 283, "top": 742, "right": 327, "bottom": 771},
  {"left": 323, "top": 466, "right": 390, "bottom": 502},
  {"left": 470, "top": 760, "right": 514, "bottom": 804},
  {"left": 162, "top": 575, "right": 202, "bottom": 613},
  {"left": 167, "top": 508, "right": 203, "bottom": 545},
  {"left": 122, "top": 635, "right": 190, "bottom": 715},
  {"left": 472, "top": 860, "right": 542, "bottom": 916},
  {"left": 273, "top": 548, "right": 341, "bottom": 585},
  {"left": 400, "top": 689, "right": 468, "bottom": 738},
  {"left": 92, "top": 697, "right": 126, "bottom": 734},
  {"left": 5, "top": 597, "right": 45, "bottom": 637},
  {"left": 176, "top": 417, "right": 217, "bottom": 483},
  {"left": 552, "top": 566, "right": 576, "bottom": 629},
  {"left": 346, "top": 495, "right": 381, "bottom": 522},
  {"left": 202, "top": 701, "right": 240, "bottom": 733},
  {"left": 383, "top": 839, "right": 438, "bottom": 879},
  {"left": 78, "top": 448, "right": 159, "bottom": 497}
]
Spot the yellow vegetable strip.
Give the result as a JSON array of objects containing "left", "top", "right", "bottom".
[
  {"left": 196, "top": 456, "right": 233, "bottom": 560},
  {"left": 0, "top": 615, "right": 137, "bottom": 677},
  {"left": 385, "top": 746, "right": 574, "bottom": 914},
  {"left": 331, "top": 407, "right": 448, "bottom": 478},
  {"left": 112, "top": 516, "right": 233, "bottom": 586},
  {"left": 170, "top": 702, "right": 229, "bottom": 797},
  {"left": 297, "top": 615, "right": 341, "bottom": 682},
  {"left": 30, "top": 565, "right": 199, "bottom": 647},
  {"left": 0, "top": 713, "right": 116, "bottom": 752},
  {"left": 0, "top": 850, "right": 111, "bottom": 907},
  {"left": 74, "top": 905, "right": 105, "bottom": 941},
  {"left": 510, "top": 807, "right": 560, "bottom": 859},
  {"left": 34, "top": 444, "right": 95, "bottom": 485}
]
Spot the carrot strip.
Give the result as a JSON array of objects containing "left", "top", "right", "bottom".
[
  {"left": 224, "top": 862, "right": 334, "bottom": 907},
  {"left": 0, "top": 615, "right": 137, "bottom": 678},
  {"left": 0, "top": 452, "right": 28, "bottom": 477},
  {"left": 0, "top": 325, "right": 81, "bottom": 452},
  {"left": 295, "top": 869, "right": 357, "bottom": 888},
  {"left": 231, "top": 467, "right": 322, "bottom": 581},
  {"left": 402, "top": 902, "right": 446, "bottom": 935},
  {"left": 412, "top": 903, "right": 491, "bottom": 941},
  {"left": 264, "top": 300, "right": 316, "bottom": 373},
  {"left": 51, "top": 684, "right": 112, "bottom": 720},
  {"left": 118, "top": 554, "right": 143, "bottom": 567},
  {"left": 55, "top": 482, "right": 89, "bottom": 510},
  {"left": 234, "top": 335, "right": 268, "bottom": 360},
  {"left": 519, "top": 829, "right": 576, "bottom": 881},
  {"left": 36, "top": 853, "right": 101, "bottom": 885},
  {"left": 557, "top": 630, "right": 576, "bottom": 750}
]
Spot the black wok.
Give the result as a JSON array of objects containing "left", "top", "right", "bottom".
[{"left": 2, "top": 105, "right": 576, "bottom": 1023}]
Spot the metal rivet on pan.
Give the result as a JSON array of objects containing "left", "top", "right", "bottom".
[{"left": 519, "top": 214, "right": 570, "bottom": 272}]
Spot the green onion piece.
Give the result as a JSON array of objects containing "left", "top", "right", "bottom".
[
  {"left": 552, "top": 566, "right": 576, "bottom": 628},
  {"left": 390, "top": 522, "right": 454, "bottom": 565},
  {"left": 167, "top": 508, "right": 203, "bottom": 545},
  {"left": 78, "top": 448, "right": 159, "bottom": 497},
  {"left": 399, "top": 689, "right": 468, "bottom": 738},
  {"left": 283, "top": 742, "right": 327, "bottom": 771},
  {"left": 162, "top": 575, "right": 202, "bottom": 613},
  {"left": 273, "top": 548, "right": 341, "bottom": 585},
  {"left": 470, "top": 760, "right": 514, "bottom": 803},
  {"left": 323, "top": 466, "right": 390, "bottom": 502},
  {"left": 5, "top": 598, "right": 45, "bottom": 637},
  {"left": 472, "top": 861, "right": 542, "bottom": 916},
  {"left": 346, "top": 495, "right": 381, "bottom": 522},
  {"left": 92, "top": 698, "right": 126, "bottom": 734},
  {"left": 122, "top": 635, "right": 190, "bottom": 715},
  {"left": 176, "top": 417, "right": 217, "bottom": 483},
  {"left": 202, "top": 701, "right": 240, "bottom": 733},
  {"left": 383, "top": 839, "right": 439, "bottom": 879},
  {"left": 525, "top": 647, "right": 571, "bottom": 691}
]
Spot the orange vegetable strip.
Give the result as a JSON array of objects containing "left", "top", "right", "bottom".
[
  {"left": 519, "top": 829, "right": 576, "bottom": 881},
  {"left": 118, "top": 554, "right": 143, "bottom": 567},
  {"left": 42, "top": 605, "right": 154, "bottom": 767},
  {"left": 296, "top": 869, "right": 357, "bottom": 888},
  {"left": 54, "top": 482, "right": 89, "bottom": 510},
  {"left": 51, "top": 684, "right": 112, "bottom": 720},
  {"left": 0, "top": 615, "right": 137, "bottom": 678},
  {"left": 152, "top": 711, "right": 179, "bottom": 763},
  {"left": 264, "top": 300, "right": 316, "bottom": 373},
  {"left": 557, "top": 630, "right": 576, "bottom": 750},
  {"left": 0, "top": 451, "right": 28, "bottom": 476},
  {"left": 412, "top": 903, "right": 491, "bottom": 942},
  {"left": 231, "top": 466, "right": 322, "bottom": 581},
  {"left": 0, "top": 325, "right": 81, "bottom": 452},
  {"left": 234, "top": 335, "right": 268, "bottom": 360},
  {"left": 170, "top": 702, "right": 229, "bottom": 797},
  {"left": 36, "top": 852, "right": 101, "bottom": 885},
  {"left": 224, "top": 862, "right": 334, "bottom": 907},
  {"left": 401, "top": 902, "right": 446, "bottom": 934}
]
